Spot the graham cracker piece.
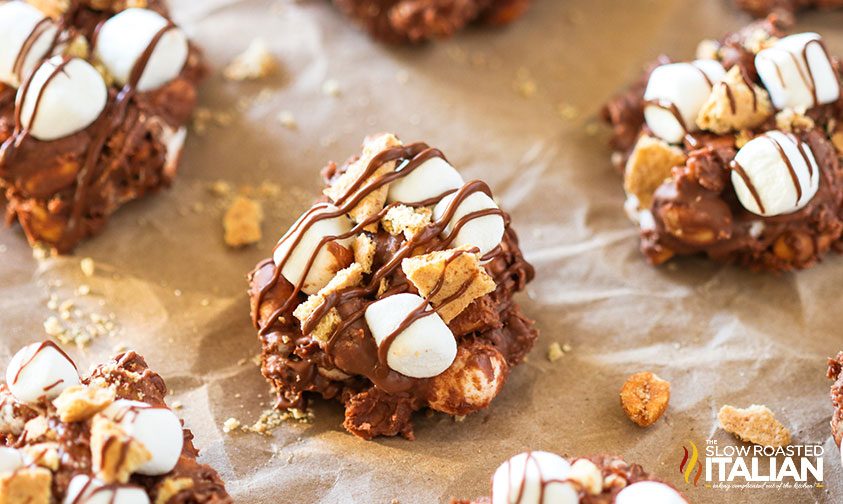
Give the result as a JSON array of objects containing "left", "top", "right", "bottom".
[
  {"left": 775, "top": 108, "right": 816, "bottom": 132},
  {"left": 718, "top": 404, "right": 791, "bottom": 447},
  {"left": 223, "top": 39, "right": 278, "bottom": 81},
  {"left": 22, "top": 416, "right": 51, "bottom": 442},
  {"left": 293, "top": 263, "right": 364, "bottom": 342},
  {"left": 53, "top": 384, "right": 115, "bottom": 423},
  {"left": 90, "top": 415, "right": 152, "bottom": 483},
  {"left": 624, "top": 136, "right": 686, "bottom": 211},
  {"left": 382, "top": 205, "right": 432, "bottom": 239},
  {"left": 353, "top": 234, "right": 376, "bottom": 274},
  {"left": 401, "top": 246, "right": 496, "bottom": 323},
  {"left": 696, "top": 66, "right": 773, "bottom": 134},
  {"left": 21, "top": 443, "right": 60, "bottom": 471},
  {"left": 0, "top": 467, "right": 51, "bottom": 504},
  {"left": 223, "top": 196, "right": 264, "bottom": 248},
  {"left": 155, "top": 477, "right": 195, "bottom": 504},
  {"left": 324, "top": 134, "right": 402, "bottom": 232}
]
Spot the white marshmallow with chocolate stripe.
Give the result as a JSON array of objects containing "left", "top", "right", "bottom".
[
  {"left": 274, "top": 204, "right": 354, "bottom": 295},
  {"left": 364, "top": 293, "right": 457, "bottom": 379},
  {"left": 5, "top": 341, "right": 80, "bottom": 404},
  {"left": 731, "top": 131, "right": 820, "bottom": 216},
  {"left": 491, "top": 452, "right": 578, "bottom": 504},
  {"left": 756, "top": 33, "right": 840, "bottom": 110},
  {"left": 64, "top": 475, "right": 150, "bottom": 504},
  {"left": 615, "top": 481, "right": 687, "bottom": 504},
  {"left": 433, "top": 189, "right": 505, "bottom": 257},
  {"left": 94, "top": 8, "right": 188, "bottom": 92},
  {"left": 0, "top": 1, "right": 58, "bottom": 87},
  {"left": 100, "top": 400, "right": 183, "bottom": 476},
  {"left": 18, "top": 56, "right": 108, "bottom": 141},
  {"left": 0, "top": 447, "right": 24, "bottom": 473},
  {"left": 643, "top": 60, "right": 726, "bottom": 143},
  {"left": 387, "top": 156, "right": 464, "bottom": 204}
]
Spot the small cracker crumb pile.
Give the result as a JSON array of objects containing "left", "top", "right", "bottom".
[
  {"left": 718, "top": 404, "right": 791, "bottom": 447},
  {"left": 223, "top": 39, "right": 278, "bottom": 81}
]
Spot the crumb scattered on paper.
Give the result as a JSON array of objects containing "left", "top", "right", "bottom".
[
  {"left": 223, "top": 39, "right": 278, "bottom": 81},
  {"left": 223, "top": 196, "right": 264, "bottom": 248}
]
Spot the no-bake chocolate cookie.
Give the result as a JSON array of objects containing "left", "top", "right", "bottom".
[
  {"left": 735, "top": 0, "right": 843, "bottom": 17},
  {"left": 249, "top": 133, "right": 537, "bottom": 440},
  {"left": 0, "top": 0, "right": 205, "bottom": 253},
  {"left": 331, "top": 0, "right": 530, "bottom": 44},
  {"left": 0, "top": 341, "right": 231, "bottom": 503},
  {"left": 452, "top": 451, "right": 687, "bottom": 504},
  {"left": 603, "top": 18, "right": 843, "bottom": 271}
]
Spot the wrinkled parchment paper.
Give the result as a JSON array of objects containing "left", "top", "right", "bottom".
[{"left": 1, "top": 0, "right": 842, "bottom": 502}]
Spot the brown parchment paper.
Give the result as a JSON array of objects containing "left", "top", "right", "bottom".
[{"left": 1, "top": 0, "right": 843, "bottom": 502}]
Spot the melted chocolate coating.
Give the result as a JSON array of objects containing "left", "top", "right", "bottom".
[
  {"left": 249, "top": 140, "right": 537, "bottom": 440},
  {"left": 602, "top": 18, "right": 843, "bottom": 271},
  {"left": 451, "top": 454, "right": 681, "bottom": 504},
  {"left": 330, "top": 0, "right": 530, "bottom": 44},
  {"left": 0, "top": 0, "right": 206, "bottom": 254},
  {"left": 0, "top": 351, "right": 231, "bottom": 503}
]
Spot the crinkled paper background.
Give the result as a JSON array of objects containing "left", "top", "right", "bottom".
[{"left": 1, "top": 0, "right": 842, "bottom": 502}]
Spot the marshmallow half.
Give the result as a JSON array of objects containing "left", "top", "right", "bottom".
[
  {"left": 0, "top": 447, "right": 24, "bottom": 474},
  {"left": 644, "top": 60, "right": 726, "bottom": 143},
  {"left": 364, "top": 293, "right": 457, "bottom": 379},
  {"left": 64, "top": 475, "right": 150, "bottom": 504},
  {"left": 0, "top": 1, "right": 58, "bottom": 87},
  {"left": 615, "top": 481, "right": 688, "bottom": 504},
  {"left": 491, "top": 452, "right": 578, "bottom": 504},
  {"left": 5, "top": 341, "right": 80, "bottom": 404},
  {"left": 18, "top": 56, "right": 108, "bottom": 141},
  {"left": 274, "top": 204, "right": 354, "bottom": 295},
  {"left": 756, "top": 33, "right": 840, "bottom": 110},
  {"left": 94, "top": 8, "right": 188, "bottom": 92},
  {"left": 387, "top": 156, "right": 465, "bottom": 204},
  {"left": 101, "top": 400, "right": 184, "bottom": 476},
  {"left": 433, "top": 189, "right": 505, "bottom": 257},
  {"left": 731, "top": 131, "right": 820, "bottom": 216}
]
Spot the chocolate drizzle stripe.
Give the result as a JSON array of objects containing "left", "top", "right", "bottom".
[
  {"left": 730, "top": 160, "right": 766, "bottom": 214},
  {"left": 765, "top": 134, "right": 803, "bottom": 202},
  {"left": 12, "top": 18, "right": 53, "bottom": 84},
  {"left": 12, "top": 340, "right": 77, "bottom": 385},
  {"left": 494, "top": 452, "right": 569, "bottom": 503},
  {"left": 645, "top": 98, "right": 687, "bottom": 133},
  {"left": 738, "top": 66, "right": 759, "bottom": 112}
]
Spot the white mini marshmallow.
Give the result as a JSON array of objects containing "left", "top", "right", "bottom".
[
  {"left": 18, "top": 56, "right": 107, "bottom": 141},
  {"left": 5, "top": 341, "right": 80, "bottom": 404},
  {"left": 756, "top": 33, "right": 840, "bottom": 110},
  {"left": 433, "top": 190, "right": 505, "bottom": 257},
  {"left": 64, "top": 475, "right": 150, "bottom": 504},
  {"left": 0, "top": 447, "right": 24, "bottom": 474},
  {"left": 731, "top": 131, "right": 820, "bottom": 216},
  {"left": 387, "top": 156, "right": 465, "bottom": 204},
  {"left": 643, "top": 60, "right": 726, "bottom": 143},
  {"left": 94, "top": 8, "right": 188, "bottom": 92},
  {"left": 615, "top": 481, "right": 687, "bottom": 504},
  {"left": 0, "top": 2, "right": 58, "bottom": 87},
  {"left": 364, "top": 293, "right": 457, "bottom": 379},
  {"left": 274, "top": 204, "right": 354, "bottom": 295},
  {"left": 492, "top": 452, "right": 578, "bottom": 504},
  {"left": 101, "top": 400, "right": 183, "bottom": 476}
]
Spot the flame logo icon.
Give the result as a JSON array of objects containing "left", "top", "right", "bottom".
[{"left": 679, "top": 440, "right": 703, "bottom": 486}]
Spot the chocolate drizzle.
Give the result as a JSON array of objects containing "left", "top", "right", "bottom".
[
  {"left": 254, "top": 143, "right": 512, "bottom": 359},
  {"left": 763, "top": 37, "right": 833, "bottom": 107},
  {"left": 11, "top": 340, "right": 77, "bottom": 386}
]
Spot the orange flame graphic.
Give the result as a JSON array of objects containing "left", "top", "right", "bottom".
[{"left": 679, "top": 440, "right": 702, "bottom": 486}]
